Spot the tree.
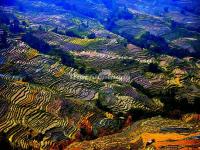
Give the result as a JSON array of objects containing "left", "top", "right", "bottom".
[
  {"left": 87, "top": 33, "right": 96, "bottom": 39},
  {"left": 22, "top": 21, "right": 28, "bottom": 26},
  {"left": 38, "top": 25, "right": 45, "bottom": 31},
  {"left": 147, "top": 63, "right": 162, "bottom": 73},
  {"left": 52, "top": 27, "right": 58, "bottom": 33}
]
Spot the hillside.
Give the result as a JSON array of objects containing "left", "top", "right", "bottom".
[{"left": 0, "top": 0, "right": 200, "bottom": 149}]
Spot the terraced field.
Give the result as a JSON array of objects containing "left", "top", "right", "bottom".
[{"left": 0, "top": 0, "right": 200, "bottom": 149}]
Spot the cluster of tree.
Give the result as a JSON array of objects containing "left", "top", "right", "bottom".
[
  {"left": 52, "top": 48, "right": 77, "bottom": 67},
  {"left": 123, "top": 31, "right": 169, "bottom": 54},
  {"left": 0, "top": 28, "right": 8, "bottom": 49},
  {"left": 9, "top": 19, "right": 24, "bottom": 33},
  {"left": 22, "top": 31, "right": 78, "bottom": 67},
  {"left": 22, "top": 32, "right": 51, "bottom": 53},
  {"left": 0, "top": 11, "right": 10, "bottom": 25},
  {"left": 0, "top": 10, "right": 26, "bottom": 34},
  {"left": 104, "top": 5, "right": 134, "bottom": 30},
  {"left": 65, "top": 29, "right": 82, "bottom": 38},
  {"left": 64, "top": 24, "right": 96, "bottom": 39},
  {"left": 0, "top": 132, "right": 17, "bottom": 150},
  {"left": 146, "top": 63, "right": 162, "bottom": 73}
]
